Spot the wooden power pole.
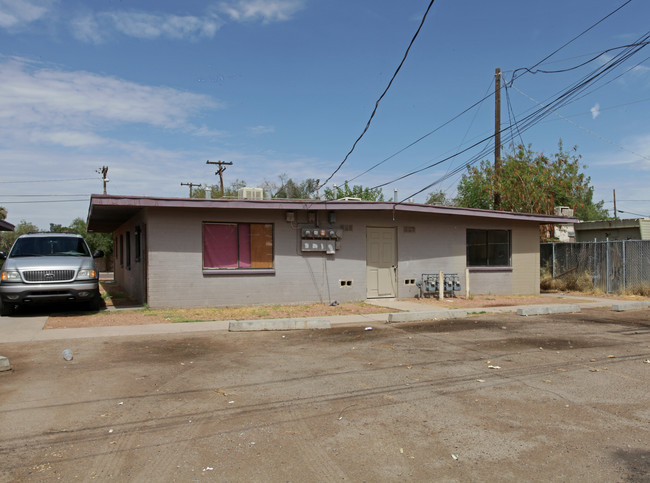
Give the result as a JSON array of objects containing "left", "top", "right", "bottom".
[
  {"left": 97, "top": 166, "right": 109, "bottom": 194},
  {"left": 494, "top": 67, "right": 501, "bottom": 210},
  {"left": 181, "top": 182, "right": 201, "bottom": 198},
  {"left": 613, "top": 189, "right": 617, "bottom": 219},
  {"left": 206, "top": 160, "right": 233, "bottom": 196}
]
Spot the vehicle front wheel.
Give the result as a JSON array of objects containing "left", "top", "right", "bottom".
[
  {"left": 85, "top": 290, "right": 102, "bottom": 312},
  {"left": 0, "top": 301, "right": 16, "bottom": 316}
]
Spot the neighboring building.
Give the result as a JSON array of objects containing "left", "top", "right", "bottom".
[
  {"left": 0, "top": 219, "right": 14, "bottom": 232},
  {"left": 86, "top": 194, "right": 575, "bottom": 308},
  {"left": 552, "top": 206, "right": 575, "bottom": 242},
  {"left": 573, "top": 218, "right": 650, "bottom": 242}
]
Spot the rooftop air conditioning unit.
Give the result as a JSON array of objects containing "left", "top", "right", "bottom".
[
  {"left": 554, "top": 206, "right": 574, "bottom": 217},
  {"left": 238, "top": 187, "right": 264, "bottom": 200}
]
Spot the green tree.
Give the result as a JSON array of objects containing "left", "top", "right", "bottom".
[
  {"left": 455, "top": 143, "right": 608, "bottom": 221},
  {"left": 191, "top": 179, "right": 248, "bottom": 199},
  {"left": 273, "top": 177, "right": 320, "bottom": 199},
  {"left": 323, "top": 181, "right": 384, "bottom": 201},
  {"left": 425, "top": 189, "right": 453, "bottom": 206},
  {"left": 49, "top": 218, "right": 113, "bottom": 255},
  {"left": 0, "top": 220, "right": 40, "bottom": 253}
]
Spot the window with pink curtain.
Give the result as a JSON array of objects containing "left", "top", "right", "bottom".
[{"left": 203, "top": 222, "right": 273, "bottom": 269}]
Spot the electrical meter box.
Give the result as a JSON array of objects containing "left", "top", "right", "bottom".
[{"left": 300, "top": 227, "right": 342, "bottom": 254}]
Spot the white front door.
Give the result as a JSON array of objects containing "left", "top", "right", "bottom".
[{"left": 366, "top": 227, "right": 397, "bottom": 298}]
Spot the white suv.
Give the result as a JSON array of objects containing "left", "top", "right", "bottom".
[{"left": 0, "top": 233, "right": 104, "bottom": 316}]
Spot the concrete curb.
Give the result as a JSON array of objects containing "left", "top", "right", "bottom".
[
  {"left": 611, "top": 301, "right": 649, "bottom": 312},
  {"left": 229, "top": 318, "right": 332, "bottom": 332},
  {"left": 0, "top": 355, "right": 11, "bottom": 372},
  {"left": 516, "top": 304, "right": 581, "bottom": 316},
  {"left": 388, "top": 310, "right": 468, "bottom": 323}
]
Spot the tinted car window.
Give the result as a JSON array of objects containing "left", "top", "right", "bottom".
[{"left": 9, "top": 236, "right": 91, "bottom": 257}]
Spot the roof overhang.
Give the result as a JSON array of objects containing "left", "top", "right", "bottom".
[
  {"left": 87, "top": 194, "right": 578, "bottom": 233},
  {"left": 573, "top": 218, "right": 646, "bottom": 232},
  {"left": 0, "top": 219, "right": 15, "bottom": 232}
]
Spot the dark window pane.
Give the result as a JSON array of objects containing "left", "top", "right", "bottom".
[{"left": 467, "top": 229, "right": 511, "bottom": 267}]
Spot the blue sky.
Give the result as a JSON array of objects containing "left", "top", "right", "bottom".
[{"left": 0, "top": 0, "right": 649, "bottom": 229}]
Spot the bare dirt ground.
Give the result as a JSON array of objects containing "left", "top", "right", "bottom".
[{"left": 1, "top": 308, "right": 649, "bottom": 482}]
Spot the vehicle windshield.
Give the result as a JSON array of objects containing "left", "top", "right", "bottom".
[{"left": 9, "top": 237, "right": 91, "bottom": 257}]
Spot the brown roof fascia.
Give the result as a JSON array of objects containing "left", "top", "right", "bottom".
[
  {"left": 88, "top": 194, "right": 577, "bottom": 231},
  {"left": 0, "top": 219, "right": 15, "bottom": 231}
]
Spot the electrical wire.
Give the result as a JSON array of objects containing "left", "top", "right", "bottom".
[
  {"left": 319, "top": 0, "right": 437, "bottom": 189},
  {"left": 504, "top": 82, "right": 525, "bottom": 148},
  {"left": 0, "top": 199, "right": 89, "bottom": 204},
  {"left": 0, "top": 194, "right": 92, "bottom": 197},
  {"left": 508, "top": 0, "right": 633, "bottom": 85},
  {"left": 616, "top": 209, "right": 650, "bottom": 217},
  {"left": 510, "top": 84, "right": 650, "bottom": 162},
  {"left": 0, "top": 177, "right": 98, "bottom": 184},
  {"left": 348, "top": 21, "right": 643, "bottom": 187},
  {"left": 392, "top": 33, "right": 650, "bottom": 203}
]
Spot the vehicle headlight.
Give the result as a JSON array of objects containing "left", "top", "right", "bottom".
[
  {"left": 76, "top": 269, "right": 97, "bottom": 280},
  {"left": 1, "top": 270, "right": 21, "bottom": 282}
]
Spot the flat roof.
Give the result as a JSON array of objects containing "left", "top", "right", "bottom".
[
  {"left": 87, "top": 194, "right": 578, "bottom": 232},
  {"left": 574, "top": 218, "right": 648, "bottom": 231},
  {"left": 0, "top": 219, "right": 14, "bottom": 232}
]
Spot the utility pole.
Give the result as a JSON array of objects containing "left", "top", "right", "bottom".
[
  {"left": 206, "top": 160, "right": 233, "bottom": 196},
  {"left": 613, "top": 189, "right": 617, "bottom": 219},
  {"left": 494, "top": 67, "right": 501, "bottom": 210},
  {"left": 181, "top": 182, "right": 201, "bottom": 198},
  {"left": 96, "top": 166, "right": 109, "bottom": 194}
]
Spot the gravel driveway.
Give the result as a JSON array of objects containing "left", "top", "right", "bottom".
[{"left": 0, "top": 308, "right": 648, "bottom": 482}]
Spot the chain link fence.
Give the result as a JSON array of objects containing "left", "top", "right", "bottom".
[{"left": 541, "top": 240, "right": 650, "bottom": 293}]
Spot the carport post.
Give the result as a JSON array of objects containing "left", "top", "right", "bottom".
[
  {"left": 438, "top": 270, "right": 444, "bottom": 301},
  {"left": 465, "top": 268, "right": 470, "bottom": 299}
]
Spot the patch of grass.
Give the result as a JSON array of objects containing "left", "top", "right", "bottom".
[{"left": 96, "top": 301, "right": 394, "bottom": 324}]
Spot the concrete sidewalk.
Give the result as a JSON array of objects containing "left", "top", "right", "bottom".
[{"left": 0, "top": 294, "right": 647, "bottom": 343}]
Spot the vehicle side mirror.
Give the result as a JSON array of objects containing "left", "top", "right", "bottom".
[
  {"left": 93, "top": 250, "right": 105, "bottom": 258},
  {"left": 0, "top": 251, "right": 6, "bottom": 260}
]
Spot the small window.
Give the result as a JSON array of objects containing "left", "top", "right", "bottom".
[
  {"left": 134, "top": 226, "right": 141, "bottom": 263},
  {"left": 203, "top": 222, "right": 273, "bottom": 270},
  {"left": 119, "top": 234, "right": 124, "bottom": 267},
  {"left": 467, "top": 229, "right": 511, "bottom": 267},
  {"left": 126, "top": 231, "right": 131, "bottom": 270}
]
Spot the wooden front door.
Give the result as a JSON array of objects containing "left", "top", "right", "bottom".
[{"left": 366, "top": 227, "right": 397, "bottom": 298}]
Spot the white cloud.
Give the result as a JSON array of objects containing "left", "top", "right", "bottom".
[
  {"left": 219, "top": 0, "right": 304, "bottom": 23},
  {"left": 248, "top": 125, "right": 275, "bottom": 135},
  {"left": 0, "top": 57, "right": 221, "bottom": 144},
  {"left": 71, "top": 10, "right": 223, "bottom": 43},
  {"left": 0, "top": 0, "right": 52, "bottom": 29},
  {"left": 590, "top": 103, "right": 600, "bottom": 119}
]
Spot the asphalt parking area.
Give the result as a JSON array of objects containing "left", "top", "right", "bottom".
[{"left": 0, "top": 308, "right": 648, "bottom": 482}]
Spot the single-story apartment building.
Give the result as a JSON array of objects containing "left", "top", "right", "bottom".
[{"left": 86, "top": 194, "right": 575, "bottom": 309}]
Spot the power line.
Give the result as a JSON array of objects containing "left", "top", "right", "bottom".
[
  {"left": 0, "top": 177, "right": 98, "bottom": 184},
  {"left": 391, "top": 34, "right": 650, "bottom": 203},
  {"left": 0, "top": 194, "right": 92, "bottom": 197},
  {"left": 510, "top": 84, "right": 650, "bottom": 163},
  {"left": 348, "top": 81, "right": 497, "bottom": 183},
  {"left": 617, "top": 209, "right": 650, "bottom": 217},
  {"left": 0, "top": 199, "right": 89, "bottom": 204},
  {"left": 319, "top": 0, "right": 437, "bottom": 189},
  {"left": 347, "top": 10, "right": 642, "bottom": 187},
  {"left": 508, "top": 0, "right": 633, "bottom": 84}
]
